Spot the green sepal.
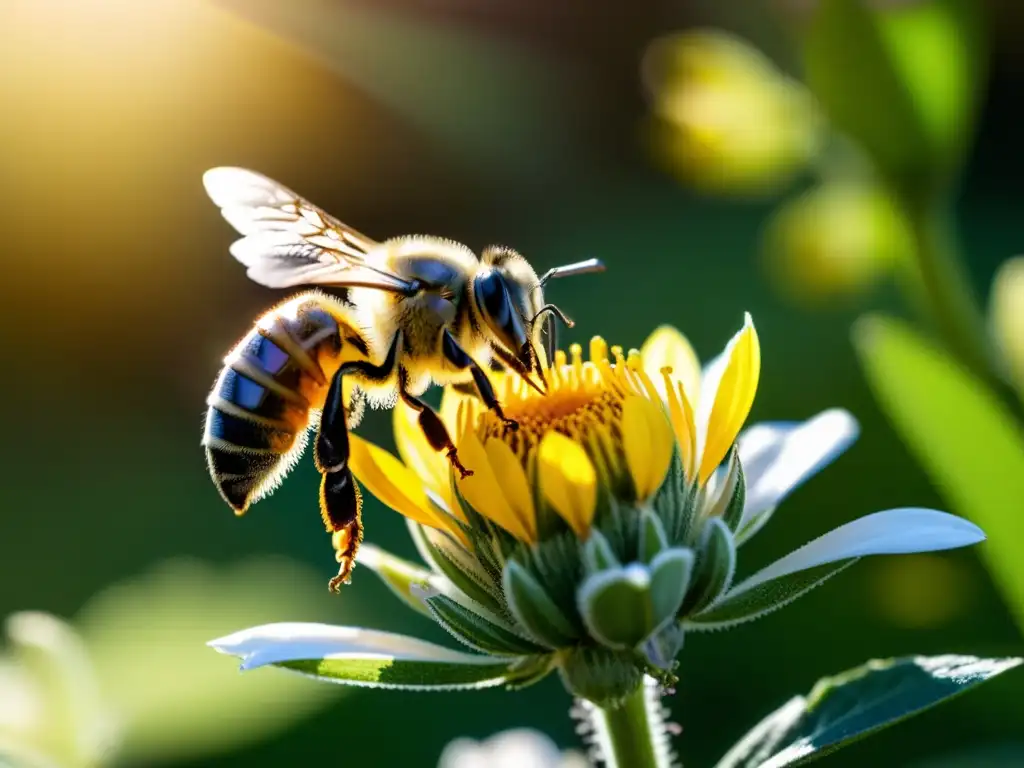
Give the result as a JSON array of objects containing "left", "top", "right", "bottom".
[
  {"left": 516, "top": 532, "right": 587, "bottom": 635},
  {"left": 638, "top": 507, "right": 669, "bottom": 563},
  {"left": 557, "top": 646, "right": 645, "bottom": 707},
  {"left": 504, "top": 654, "right": 557, "bottom": 690},
  {"left": 706, "top": 447, "right": 746, "bottom": 533},
  {"left": 679, "top": 518, "right": 736, "bottom": 616},
  {"left": 649, "top": 549, "right": 694, "bottom": 627},
  {"left": 407, "top": 521, "right": 506, "bottom": 618},
  {"left": 642, "top": 620, "right": 686, "bottom": 672},
  {"left": 687, "top": 559, "right": 859, "bottom": 631},
  {"left": 423, "top": 591, "right": 551, "bottom": 655},
  {"left": 595, "top": 495, "right": 639, "bottom": 562},
  {"left": 583, "top": 530, "right": 621, "bottom": 575},
  {"left": 651, "top": 447, "right": 696, "bottom": 546},
  {"left": 577, "top": 549, "right": 694, "bottom": 650},
  {"left": 503, "top": 560, "right": 580, "bottom": 648}
]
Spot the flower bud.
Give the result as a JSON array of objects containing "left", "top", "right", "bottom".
[
  {"left": 762, "top": 182, "right": 912, "bottom": 304},
  {"left": 990, "top": 256, "right": 1024, "bottom": 399},
  {"left": 642, "top": 30, "right": 822, "bottom": 195}
]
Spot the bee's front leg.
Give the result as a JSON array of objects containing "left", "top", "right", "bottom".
[
  {"left": 398, "top": 365, "right": 474, "bottom": 479},
  {"left": 439, "top": 331, "right": 519, "bottom": 433}
]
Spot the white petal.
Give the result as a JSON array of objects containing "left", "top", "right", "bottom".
[
  {"left": 732, "top": 509, "right": 985, "bottom": 595},
  {"left": 208, "top": 622, "right": 488, "bottom": 671},
  {"left": 737, "top": 409, "right": 860, "bottom": 531}
]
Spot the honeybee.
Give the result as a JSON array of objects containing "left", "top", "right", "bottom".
[{"left": 201, "top": 167, "right": 603, "bottom": 590}]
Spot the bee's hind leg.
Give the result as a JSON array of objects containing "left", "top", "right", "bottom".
[
  {"left": 315, "top": 369, "right": 364, "bottom": 592},
  {"left": 317, "top": 335, "right": 401, "bottom": 592}
]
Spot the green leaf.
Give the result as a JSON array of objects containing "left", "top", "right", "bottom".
[
  {"left": 279, "top": 655, "right": 516, "bottom": 691},
  {"left": 804, "top": 0, "right": 984, "bottom": 189},
  {"left": 715, "top": 654, "right": 1022, "bottom": 768},
  {"left": 687, "top": 559, "right": 858, "bottom": 631},
  {"left": 853, "top": 315, "right": 1024, "bottom": 628}
]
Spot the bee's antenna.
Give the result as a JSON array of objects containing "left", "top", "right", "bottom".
[
  {"left": 532, "top": 303, "right": 575, "bottom": 329},
  {"left": 537, "top": 258, "right": 606, "bottom": 288}
]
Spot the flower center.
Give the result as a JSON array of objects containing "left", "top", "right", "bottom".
[{"left": 473, "top": 337, "right": 649, "bottom": 459}]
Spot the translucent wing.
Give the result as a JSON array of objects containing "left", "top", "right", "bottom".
[{"left": 203, "top": 167, "right": 417, "bottom": 294}]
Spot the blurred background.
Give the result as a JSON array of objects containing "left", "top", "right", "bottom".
[{"left": 1, "top": 0, "right": 1023, "bottom": 766}]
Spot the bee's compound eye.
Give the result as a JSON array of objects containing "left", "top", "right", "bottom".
[{"left": 474, "top": 271, "right": 510, "bottom": 325}]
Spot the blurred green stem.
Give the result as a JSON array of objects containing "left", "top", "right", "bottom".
[
  {"left": 591, "top": 683, "right": 669, "bottom": 768},
  {"left": 897, "top": 192, "right": 994, "bottom": 385}
]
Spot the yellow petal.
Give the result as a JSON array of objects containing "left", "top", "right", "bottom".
[
  {"left": 483, "top": 438, "right": 536, "bottom": 541},
  {"left": 538, "top": 432, "right": 597, "bottom": 538},
  {"left": 455, "top": 429, "right": 533, "bottom": 542},
  {"left": 664, "top": 373, "right": 697, "bottom": 481},
  {"left": 641, "top": 325, "right": 702, "bottom": 405},
  {"left": 622, "top": 396, "right": 675, "bottom": 500},
  {"left": 393, "top": 403, "right": 450, "bottom": 497},
  {"left": 440, "top": 383, "right": 483, "bottom": 438},
  {"left": 348, "top": 434, "right": 463, "bottom": 539},
  {"left": 699, "top": 313, "right": 761, "bottom": 483}
]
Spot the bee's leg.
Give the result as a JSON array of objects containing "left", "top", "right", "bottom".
[
  {"left": 314, "top": 369, "right": 362, "bottom": 592},
  {"left": 450, "top": 357, "right": 505, "bottom": 397},
  {"left": 398, "top": 366, "right": 474, "bottom": 479},
  {"left": 440, "top": 330, "right": 519, "bottom": 433},
  {"left": 316, "top": 334, "right": 401, "bottom": 592}
]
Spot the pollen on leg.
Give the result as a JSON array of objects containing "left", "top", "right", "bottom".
[{"left": 329, "top": 525, "right": 359, "bottom": 592}]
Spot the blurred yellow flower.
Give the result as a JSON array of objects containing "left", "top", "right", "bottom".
[
  {"left": 0, "top": 558, "right": 349, "bottom": 768},
  {"left": 642, "top": 30, "right": 822, "bottom": 195},
  {"left": 761, "top": 182, "right": 912, "bottom": 304},
  {"left": 0, "top": 613, "right": 115, "bottom": 768},
  {"left": 990, "top": 257, "right": 1024, "bottom": 399}
]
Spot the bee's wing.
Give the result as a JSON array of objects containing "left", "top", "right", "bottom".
[{"left": 203, "top": 167, "right": 418, "bottom": 294}]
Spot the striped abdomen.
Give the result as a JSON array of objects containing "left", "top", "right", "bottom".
[{"left": 203, "top": 292, "right": 370, "bottom": 513}]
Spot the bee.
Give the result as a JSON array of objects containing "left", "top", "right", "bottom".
[{"left": 201, "top": 167, "right": 604, "bottom": 591}]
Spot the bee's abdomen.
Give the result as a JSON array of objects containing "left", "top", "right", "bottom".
[{"left": 204, "top": 297, "right": 345, "bottom": 512}]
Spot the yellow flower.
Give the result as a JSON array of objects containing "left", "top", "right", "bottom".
[
  {"left": 212, "top": 313, "right": 985, "bottom": 706},
  {"left": 346, "top": 316, "right": 761, "bottom": 547}
]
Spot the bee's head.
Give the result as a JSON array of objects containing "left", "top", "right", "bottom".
[{"left": 474, "top": 247, "right": 605, "bottom": 391}]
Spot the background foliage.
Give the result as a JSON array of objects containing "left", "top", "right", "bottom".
[{"left": 1, "top": 0, "right": 1022, "bottom": 765}]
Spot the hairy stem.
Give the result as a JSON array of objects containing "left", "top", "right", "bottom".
[{"left": 579, "top": 679, "right": 674, "bottom": 768}]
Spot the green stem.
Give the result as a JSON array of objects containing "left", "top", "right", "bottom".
[
  {"left": 586, "top": 680, "right": 672, "bottom": 768},
  {"left": 896, "top": 193, "right": 995, "bottom": 386}
]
